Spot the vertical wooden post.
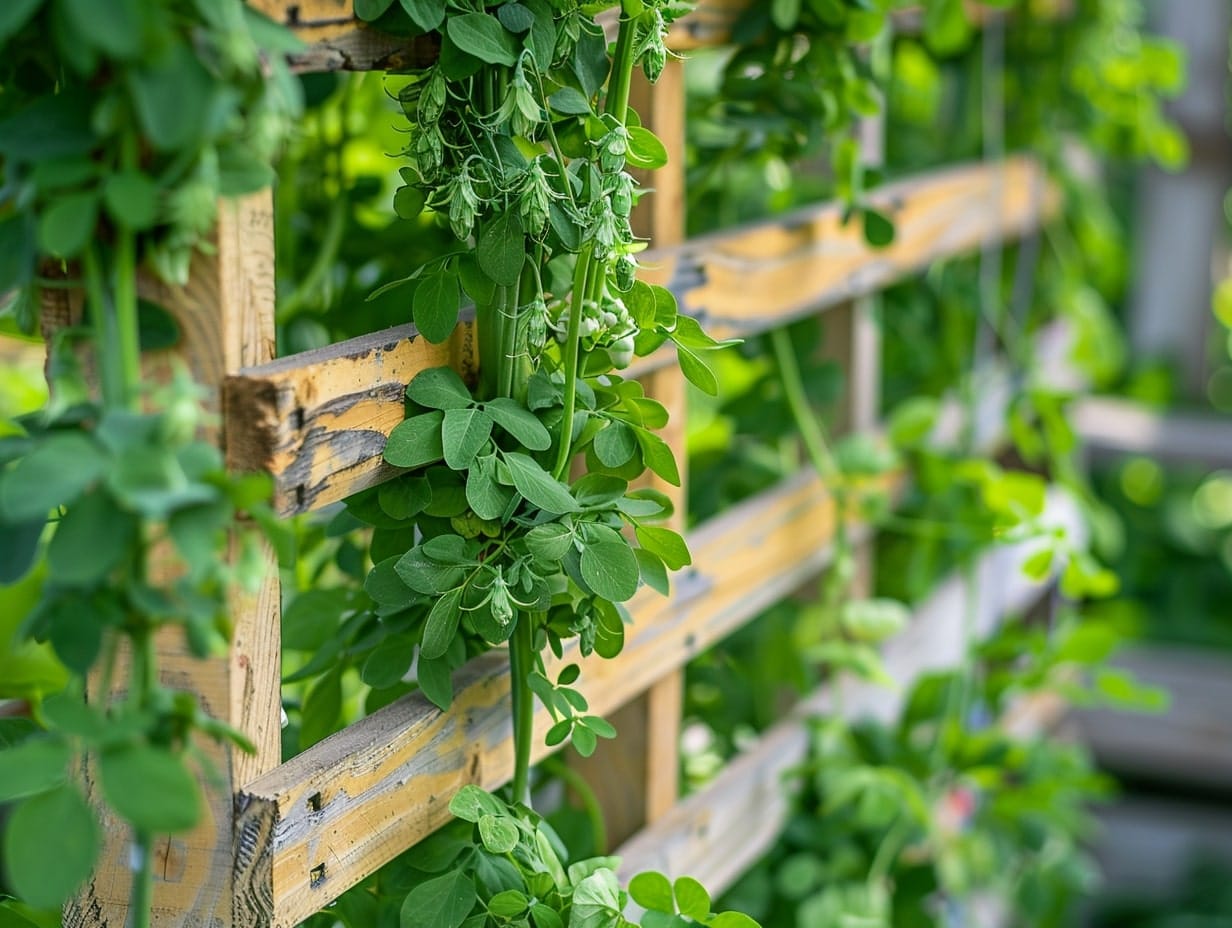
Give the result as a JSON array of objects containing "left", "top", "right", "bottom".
[
  {"left": 569, "top": 59, "right": 688, "bottom": 847},
  {"left": 64, "top": 193, "right": 282, "bottom": 928}
]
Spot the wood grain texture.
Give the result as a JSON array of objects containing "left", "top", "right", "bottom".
[
  {"left": 1072, "top": 396, "right": 1232, "bottom": 468},
  {"left": 613, "top": 491, "right": 1083, "bottom": 893},
  {"left": 64, "top": 194, "right": 282, "bottom": 928},
  {"left": 234, "top": 468, "right": 891, "bottom": 928},
  {"left": 226, "top": 159, "right": 1057, "bottom": 518}
]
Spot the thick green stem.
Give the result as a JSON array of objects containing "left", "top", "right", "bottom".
[
  {"left": 83, "top": 247, "right": 124, "bottom": 409},
  {"left": 769, "top": 327, "right": 840, "bottom": 482},
  {"left": 604, "top": 5, "right": 639, "bottom": 122},
  {"left": 552, "top": 246, "right": 592, "bottom": 480},
  {"left": 126, "top": 830, "right": 154, "bottom": 928},
  {"left": 508, "top": 613, "right": 536, "bottom": 808}
]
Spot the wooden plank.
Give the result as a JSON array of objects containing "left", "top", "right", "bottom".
[
  {"left": 64, "top": 196, "right": 282, "bottom": 928},
  {"left": 226, "top": 158, "right": 1057, "bottom": 517},
  {"left": 1073, "top": 396, "right": 1232, "bottom": 468},
  {"left": 233, "top": 467, "right": 891, "bottom": 928},
  {"left": 1071, "top": 645, "right": 1232, "bottom": 791},
  {"left": 614, "top": 490, "right": 1083, "bottom": 892}
]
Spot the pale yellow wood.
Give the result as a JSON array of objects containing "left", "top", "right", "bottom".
[
  {"left": 226, "top": 159, "right": 1059, "bottom": 517},
  {"left": 63, "top": 194, "right": 281, "bottom": 928}
]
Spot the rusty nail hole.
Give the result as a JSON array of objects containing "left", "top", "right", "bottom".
[
  {"left": 684, "top": 633, "right": 697, "bottom": 650},
  {"left": 307, "top": 792, "right": 322, "bottom": 812},
  {"left": 287, "top": 5, "right": 301, "bottom": 25},
  {"left": 294, "top": 485, "right": 307, "bottom": 507},
  {"left": 292, "top": 406, "right": 306, "bottom": 431},
  {"left": 310, "top": 863, "right": 326, "bottom": 888}
]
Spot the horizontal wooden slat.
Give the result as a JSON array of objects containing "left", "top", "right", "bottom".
[
  {"left": 614, "top": 490, "right": 1082, "bottom": 892},
  {"left": 234, "top": 468, "right": 891, "bottom": 928},
  {"left": 1073, "top": 396, "right": 1232, "bottom": 468},
  {"left": 226, "top": 158, "right": 1057, "bottom": 516},
  {"left": 1071, "top": 645, "right": 1232, "bottom": 791}
]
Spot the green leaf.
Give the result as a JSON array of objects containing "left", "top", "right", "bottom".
[
  {"left": 771, "top": 0, "right": 800, "bottom": 29},
  {"left": 394, "top": 185, "right": 426, "bottom": 220},
  {"left": 0, "top": 0, "right": 39, "bottom": 43},
  {"left": 37, "top": 192, "right": 98, "bottom": 258},
  {"left": 709, "top": 912, "right": 760, "bottom": 928},
  {"left": 838, "top": 598, "right": 910, "bottom": 644},
  {"left": 385, "top": 411, "right": 445, "bottom": 469},
  {"left": 3, "top": 784, "right": 100, "bottom": 910},
  {"left": 0, "top": 738, "right": 71, "bottom": 802},
  {"left": 62, "top": 0, "right": 142, "bottom": 57},
  {"left": 354, "top": 0, "right": 396, "bottom": 21},
  {"left": 47, "top": 491, "right": 136, "bottom": 586},
  {"left": 1022, "top": 547, "right": 1055, "bottom": 582},
  {"left": 400, "top": 868, "right": 478, "bottom": 928},
  {"left": 580, "top": 537, "right": 639, "bottom": 602},
  {"left": 485, "top": 398, "right": 551, "bottom": 451},
  {"left": 283, "top": 589, "right": 351, "bottom": 651},
  {"left": 361, "top": 635, "right": 416, "bottom": 689},
  {"left": 549, "top": 87, "right": 593, "bottom": 116},
  {"left": 635, "top": 547, "right": 669, "bottom": 596},
  {"left": 489, "top": 890, "right": 530, "bottom": 918},
  {"left": 449, "top": 784, "right": 506, "bottom": 823},
  {"left": 379, "top": 476, "right": 433, "bottom": 520},
  {"left": 399, "top": 0, "right": 445, "bottom": 32},
  {"left": 479, "top": 813, "right": 520, "bottom": 854},
  {"left": 102, "top": 170, "right": 159, "bottom": 229},
  {"left": 504, "top": 452, "right": 579, "bottom": 514},
  {"left": 418, "top": 653, "right": 455, "bottom": 710},
  {"left": 629, "top": 872, "right": 675, "bottom": 913},
  {"left": 526, "top": 522, "right": 575, "bottom": 563},
  {"left": 673, "top": 877, "right": 711, "bottom": 922},
  {"left": 0, "top": 432, "right": 105, "bottom": 522},
  {"left": 414, "top": 270, "right": 462, "bottom": 344},
  {"left": 478, "top": 211, "right": 525, "bottom": 287},
  {"left": 571, "top": 724, "right": 597, "bottom": 757},
  {"left": 442, "top": 408, "right": 493, "bottom": 470},
  {"left": 300, "top": 667, "right": 343, "bottom": 749},
  {"left": 466, "top": 456, "right": 511, "bottom": 521},
  {"left": 99, "top": 744, "right": 201, "bottom": 833},
  {"left": 395, "top": 547, "right": 466, "bottom": 596},
  {"left": 571, "top": 869, "right": 621, "bottom": 928},
  {"left": 129, "top": 42, "right": 213, "bottom": 151},
  {"left": 635, "top": 430, "right": 680, "bottom": 487},
  {"left": 593, "top": 420, "right": 637, "bottom": 468},
  {"left": 634, "top": 525, "right": 690, "bottom": 571},
  {"left": 862, "top": 207, "right": 896, "bottom": 248},
  {"left": 0, "top": 94, "right": 95, "bottom": 161},
  {"left": 446, "top": 12, "right": 519, "bottom": 66},
  {"left": 675, "top": 342, "right": 719, "bottom": 396},
  {"left": 625, "top": 126, "right": 668, "bottom": 170},
  {"left": 409, "top": 367, "right": 474, "bottom": 410},
  {"left": 421, "top": 586, "right": 464, "bottom": 660}
]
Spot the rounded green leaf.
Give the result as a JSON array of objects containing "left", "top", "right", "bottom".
[
  {"left": 37, "top": 192, "right": 98, "bottom": 258},
  {"left": 446, "top": 12, "right": 519, "bottom": 66},
  {"left": 478, "top": 212, "right": 525, "bottom": 287},
  {"left": 629, "top": 871, "right": 674, "bottom": 913},
  {"left": 3, "top": 784, "right": 100, "bottom": 910},
  {"left": 103, "top": 171, "right": 159, "bottom": 229},
  {"left": 579, "top": 539, "right": 639, "bottom": 602},
  {"left": 634, "top": 525, "right": 691, "bottom": 571},
  {"left": 504, "top": 453, "right": 579, "bottom": 514},
  {"left": 0, "top": 737, "right": 71, "bottom": 802},
  {"left": 0, "top": 432, "right": 105, "bottom": 522},
  {"left": 421, "top": 586, "right": 464, "bottom": 660},
  {"left": 478, "top": 813, "right": 519, "bottom": 854},
  {"left": 442, "top": 408, "right": 493, "bottom": 470},
  {"left": 484, "top": 398, "right": 551, "bottom": 451},
  {"left": 409, "top": 367, "right": 474, "bottom": 410},
  {"left": 673, "top": 877, "right": 711, "bottom": 922},
  {"left": 99, "top": 744, "right": 201, "bottom": 834},
  {"left": 385, "top": 411, "right": 445, "bottom": 469},
  {"left": 400, "top": 868, "right": 478, "bottom": 928},
  {"left": 414, "top": 271, "right": 462, "bottom": 344}
]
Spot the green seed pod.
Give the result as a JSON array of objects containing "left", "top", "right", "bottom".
[
  {"left": 614, "top": 255, "right": 637, "bottom": 292},
  {"left": 418, "top": 68, "right": 447, "bottom": 125}
]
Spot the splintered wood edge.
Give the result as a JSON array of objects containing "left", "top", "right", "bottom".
[
  {"left": 234, "top": 468, "right": 892, "bottom": 928},
  {"left": 614, "top": 489, "right": 1083, "bottom": 891},
  {"left": 224, "top": 157, "right": 1058, "bottom": 517}
]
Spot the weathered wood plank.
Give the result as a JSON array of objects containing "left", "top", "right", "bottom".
[
  {"left": 234, "top": 466, "right": 893, "bottom": 928},
  {"left": 64, "top": 196, "right": 282, "bottom": 928},
  {"left": 1071, "top": 645, "right": 1232, "bottom": 791},
  {"left": 1073, "top": 396, "right": 1232, "bottom": 468},
  {"left": 225, "top": 158, "right": 1057, "bottom": 517},
  {"left": 614, "top": 491, "right": 1082, "bottom": 892}
]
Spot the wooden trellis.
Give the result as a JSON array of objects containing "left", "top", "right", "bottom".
[{"left": 64, "top": 3, "right": 1068, "bottom": 926}]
